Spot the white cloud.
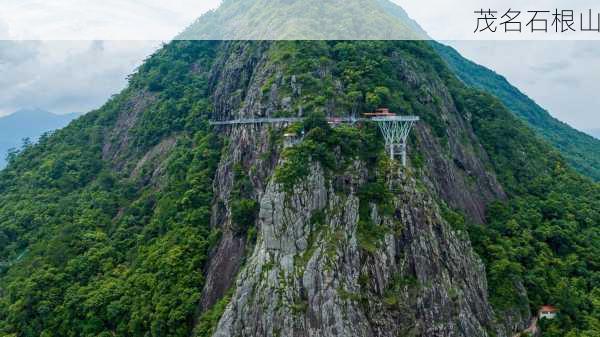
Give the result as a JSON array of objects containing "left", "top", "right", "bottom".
[
  {"left": 0, "top": 40, "right": 160, "bottom": 116},
  {"left": 3, "top": 0, "right": 600, "bottom": 40},
  {"left": 397, "top": 0, "right": 600, "bottom": 40}
]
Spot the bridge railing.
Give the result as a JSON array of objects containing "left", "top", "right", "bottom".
[{"left": 209, "top": 115, "right": 420, "bottom": 166}]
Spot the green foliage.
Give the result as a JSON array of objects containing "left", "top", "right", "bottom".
[
  {"left": 356, "top": 168, "right": 394, "bottom": 253},
  {"left": 441, "top": 204, "right": 467, "bottom": 233},
  {"left": 275, "top": 112, "right": 383, "bottom": 191},
  {"left": 434, "top": 42, "right": 600, "bottom": 181},
  {"left": 0, "top": 129, "right": 223, "bottom": 337},
  {"left": 229, "top": 164, "right": 259, "bottom": 235},
  {"left": 0, "top": 41, "right": 224, "bottom": 337},
  {"left": 366, "top": 86, "right": 390, "bottom": 110},
  {"left": 193, "top": 291, "right": 232, "bottom": 337},
  {"left": 179, "top": 0, "right": 425, "bottom": 40},
  {"left": 0, "top": 38, "right": 598, "bottom": 337},
  {"left": 231, "top": 199, "right": 259, "bottom": 235},
  {"left": 128, "top": 41, "right": 218, "bottom": 153},
  {"left": 274, "top": 111, "right": 391, "bottom": 253},
  {"left": 447, "top": 81, "right": 600, "bottom": 335},
  {"left": 382, "top": 274, "right": 419, "bottom": 308},
  {"left": 269, "top": 43, "right": 598, "bottom": 337}
]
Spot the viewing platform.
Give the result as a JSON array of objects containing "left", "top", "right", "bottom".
[
  {"left": 208, "top": 116, "right": 419, "bottom": 125},
  {"left": 209, "top": 111, "right": 419, "bottom": 165}
]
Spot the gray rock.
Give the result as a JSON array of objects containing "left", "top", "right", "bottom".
[{"left": 212, "top": 164, "right": 506, "bottom": 337}]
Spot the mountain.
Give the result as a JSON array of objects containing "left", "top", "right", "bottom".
[
  {"left": 0, "top": 2, "right": 598, "bottom": 337},
  {"left": 182, "top": 0, "right": 600, "bottom": 183},
  {"left": 433, "top": 43, "right": 600, "bottom": 181},
  {"left": 0, "top": 108, "right": 81, "bottom": 168},
  {"left": 586, "top": 128, "right": 600, "bottom": 139},
  {"left": 178, "top": 0, "right": 427, "bottom": 40}
]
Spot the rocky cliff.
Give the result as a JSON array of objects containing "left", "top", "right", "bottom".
[{"left": 190, "top": 40, "right": 522, "bottom": 337}]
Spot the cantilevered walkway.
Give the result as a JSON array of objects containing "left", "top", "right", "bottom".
[
  {"left": 209, "top": 115, "right": 420, "bottom": 165},
  {"left": 208, "top": 116, "right": 418, "bottom": 125}
]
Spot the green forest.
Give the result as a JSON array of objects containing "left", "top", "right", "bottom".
[
  {"left": 459, "top": 90, "right": 600, "bottom": 337},
  {"left": 0, "top": 40, "right": 598, "bottom": 337},
  {"left": 0, "top": 42, "right": 225, "bottom": 336}
]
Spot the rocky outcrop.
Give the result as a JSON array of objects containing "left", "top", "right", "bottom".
[
  {"left": 200, "top": 124, "right": 278, "bottom": 311},
  {"left": 393, "top": 57, "right": 505, "bottom": 224},
  {"left": 102, "top": 90, "right": 157, "bottom": 168},
  {"left": 211, "top": 162, "right": 505, "bottom": 337},
  {"left": 130, "top": 135, "right": 179, "bottom": 186},
  {"left": 188, "top": 41, "right": 524, "bottom": 336}
]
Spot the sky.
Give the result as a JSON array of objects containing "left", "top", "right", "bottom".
[
  {"left": 398, "top": 0, "right": 600, "bottom": 131},
  {"left": 0, "top": 0, "right": 599, "bottom": 130},
  {"left": 0, "top": 40, "right": 160, "bottom": 115}
]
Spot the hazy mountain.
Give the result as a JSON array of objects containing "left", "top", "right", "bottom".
[
  {"left": 0, "top": 109, "right": 81, "bottom": 168},
  {"left": 585, "top": 128, "right": 600, "bottom": 139},
  {"left": 178, "top": 0, "right": 427, "bottom": 40}
]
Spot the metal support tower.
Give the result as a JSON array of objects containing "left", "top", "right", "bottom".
[{"left": 372, "top": 116, "right": 419, "bottom": 166}]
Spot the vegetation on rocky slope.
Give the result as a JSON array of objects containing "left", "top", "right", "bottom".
[
  {"left": 460, "top": 90, "right": 600, "bottom": 337},
  {"left": 267, "top": 40, "right": 600, "bottom": 337}
]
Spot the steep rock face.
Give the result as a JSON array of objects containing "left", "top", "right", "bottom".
[
  {"left": 1, "top": 31, "right": 588, "bottom": 337},
  {"left": 102, "top": 90, "right": 157, "bottom": 168},
  {"left": 212, "top": 163, "right": 504, "bottom": 337},
  {"left": 395, "top": 61, "right": 505, "bottom": 223},
  {"left": 205, "top": 41, "right": 505, "bottom": 224},
  {"left": 192, "top": 41, "right": 519, "bottom": 335},
  {"left": 200, "top": 42, "right": 282, "bottom": 311},
  {"left": 201, "top": 124, "right": 278, "bottom": 311}
]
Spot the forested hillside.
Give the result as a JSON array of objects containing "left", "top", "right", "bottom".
[
  {"left": 434, "top": 42, "right": 600, "bottom": 181},
  {"left": 0, "top": 41, "right": 223, "bottom": 337},
  {"left": 0, "top": 39, "right": 597, "bottom": 337},
  {"left": 454, "top": 90, "right": 600, "bottom": 337}
]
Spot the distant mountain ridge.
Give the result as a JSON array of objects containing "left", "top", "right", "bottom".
[
  {"left": 0, "top": 109, "right": 81, "bottom": 168},
  {"left": 178, "top": 0, "right": 427, "bottom": 40},
  {"left": 433, "top": 42, "right": 600, "bottom": 181}
]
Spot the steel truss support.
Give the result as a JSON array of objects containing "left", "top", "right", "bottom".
[{"left": 373, "top": 117, "right": 419, "bottom": 166}]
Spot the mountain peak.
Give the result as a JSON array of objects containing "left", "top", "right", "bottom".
[
  {"left": 178, "top": 0, "right": 428, "bottom": 40},
  {"left": 9, "top": 108, "right": 56, "bottom": 118},
  {"left": 2, "top": 108, "right": 80, "bottom": 124}
]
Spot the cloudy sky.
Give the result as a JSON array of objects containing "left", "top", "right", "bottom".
[
  {"left": 0, "top": 0, "right": 599, "bottom": 131},
  {"left": 0, "top": 40, "right": 160, "bottom": 115}
]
